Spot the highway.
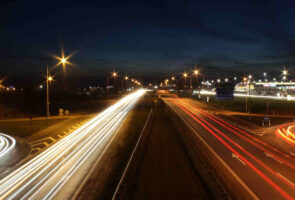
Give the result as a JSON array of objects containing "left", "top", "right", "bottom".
[
  {"left": 0, "top": 89, "right": 145, "bottom": 200},
  {"left": 164, "top": 97, "right": 295, "bottom": 200}
]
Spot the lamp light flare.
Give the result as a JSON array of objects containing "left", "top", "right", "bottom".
[
  {"left": 48, "top": 76, "right": 53, "bottom": 82},
  {"left": 193, "top": 70, "right": 199, "bottom": 76},
  {"left": 111, "top": 71, "right": 118, "bottom": 78}
]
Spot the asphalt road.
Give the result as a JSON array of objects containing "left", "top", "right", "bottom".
[
  {"left": 0, "top": 90, "right": 145, "bottom": 199},
  {"left": 130, "top": 102, "right": 209, "bottom": 199},
  {"left": 164, "top": 97, "right": 295, "bottom": 200}
]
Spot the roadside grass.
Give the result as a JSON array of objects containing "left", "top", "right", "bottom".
[{"left": 0, "top": 119, "right": 65, "bottom": 138}]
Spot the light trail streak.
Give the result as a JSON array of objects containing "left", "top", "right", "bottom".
[
  {"left": 0, "top": 89, "right": 145, "bottom": 199},
  {"left": 0, "top": 133, "right": 16, "bottom": 159},
  {"left": 185, "top": 101, "right": 295, "bottom": 169},
  {"left": 169, "top": 99, "right": 294, "bottom": 200},
  {"left": 276, "top": 123, "right": 295, "bottom": 146}
]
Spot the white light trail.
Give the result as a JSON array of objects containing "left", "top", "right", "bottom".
[
  {"left": 0, "top": 89, "right": 145, "bottom": 199},
  {"left": 0, "top": 133, "right": 16, "bottom": 159}
]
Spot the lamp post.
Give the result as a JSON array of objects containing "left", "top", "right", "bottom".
[
  {"left": 46, "top": 53, "right": 69, "bottom": 120},
  {"left": 190, "top": 69, "right": 199, "bottom": 89},
  {"left": 46, "top": 66, "right": 53, "bottom": 120},
  {"left": 183, "top": 72, "right": 188, "bottom": 89}
]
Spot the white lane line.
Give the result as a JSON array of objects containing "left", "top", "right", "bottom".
[
  {"left": 164, "top": 100, "right": 258, "bottom": 200},
  {"left": 264, "top": 152, "right": 284, "bottom": 164},
  {"left": 30, "top": 137, "right": 56, "bottom": 144},
  {"left": 232, "top": 153, "right": 247, "bottom": 165},
  {"left": 277, "top": 173, "right": 295, "bottom": 186},
  {"left": 112, "top": 109, "right": 153, "bottom": 200}
]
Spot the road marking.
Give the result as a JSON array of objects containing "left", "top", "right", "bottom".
[
  {"left": 32, "top": 147, "right": 41, "bottom": 151},
  {"left": 277, "top": 173, "right": 295, "bottom": 186},
  {"left": 30, "top": 137, "right": 56, "bottom": 144},
  {"left": 264, "top": 152, "right": 283, "bottom": 164},
  {"left": 164, "top": 100, "right": 258, "bottom": 200},
  {"left": 232, "top": 153, "right": 246, "bottom": 165},
  {"left": 112, "top": 109, "right": 153, "bottom": 200}
]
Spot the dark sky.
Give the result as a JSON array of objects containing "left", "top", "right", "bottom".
[{"left": 1, "top": 0, "right": 295, "bottom": 84}]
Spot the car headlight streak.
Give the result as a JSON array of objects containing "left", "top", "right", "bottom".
[{"left": 0, "top": 89, "right": 145, "bottom": 199}]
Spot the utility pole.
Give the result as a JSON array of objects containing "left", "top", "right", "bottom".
[
  {"left": 246, "top": 82, "right": 250, "bottom": 113},
  {"left": 46, "top": 65, "right": 50, "bottom": 120}
]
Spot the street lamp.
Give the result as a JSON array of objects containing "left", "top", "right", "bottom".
[
  {"left": 190, "top": 69, "right": 199, "bottom": 89},
  {"left": 46, "top": 66, "right": 54, "bottom": 119},
  {"left": 46, "top": 50, "right": 72, "bottom": 119},
  {"left": 193, "top": 70, "right": 199, "bottom": 76},
  {"left": 112, "top": 71, "right": 118, "bottom": 78},
  {"left": 183, "top": 72, "right": 188, "bottom": 88}
]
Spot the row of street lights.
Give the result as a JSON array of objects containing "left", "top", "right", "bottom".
[
  {"left": 160, "top": 68, "right": 200, "bottom": 89},
  {"left": 108, "top": 71, "right": 142, "bottom": 89}
]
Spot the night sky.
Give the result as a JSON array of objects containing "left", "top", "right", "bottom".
[{"left": 1, "top": 0, "right": 295, "bottom": 85}]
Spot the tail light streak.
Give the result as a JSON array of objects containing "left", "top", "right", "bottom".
[{"left": 169, "top": 99, "right": 294, "bottom": 200}]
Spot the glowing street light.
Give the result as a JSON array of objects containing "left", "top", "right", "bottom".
[
  {"left": 125, "top": 76, "right": 128, "bottom": 80},
  {"left": 171, "top": 76, "right": 175, "bottom": 81},
  {"left": 234, "top": 77, "right": 237, "bottom": 80},
  {"left": 48, "top": 76, "right": 53, "bottom": 82},
  {"left": 183, "top": 72, "right": 188, "bottom": 88},
  {"left": 282, "top": 70, "right": 288, "bottom": 76},
  {"left": 112, "top": 71, "right": 118, "bottom": 78},
  {"left": 225, "top": 78, "right": 228, "bottom": 82},
  {"left": 193, "top": 69, "right": 199, "bottom": 76}
]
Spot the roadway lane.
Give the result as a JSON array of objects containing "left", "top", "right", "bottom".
[
  {"left": 0, "top": 90, "right": 145, "bottom": 200},
  {"left": 164, "top": 97, "right": 295, "bottom": 200}
]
